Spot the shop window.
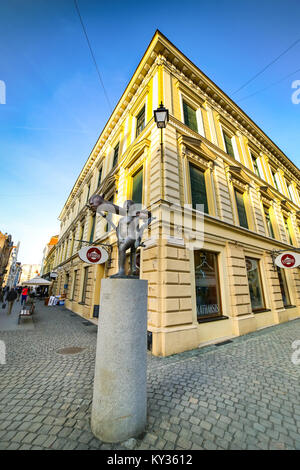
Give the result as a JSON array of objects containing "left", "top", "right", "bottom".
[
  {"left": 81, "top": 267, "right": 89, "bottom": 304},
  {"left": 234, "top": 189, "right": 248, "bottom": 229},
  {"left": 194, "top": 251, "right": 222, "bottom": 320},
  {"left": 136, "top": 106, "right": 145, "bottom": 137},
  {"left": 112, "top": 142, "right": 120, "bottom": 168},
  {"left": 183, "top": 100, "right": 198, "bottom": 133},
  {"left": 65, "top": 273, "right": 69, "bottom": 298},
  {"left": 72, "top": 270, "right": 78, "bottom": 300},
  {"left": 131, "top": 168, "right": 143, "bottom": 204},
  {"left": 245, "top": 257, "right": 265, "bottom": 311},
  {"left": 277, "top": 267, "right": 291, "bottom": 307},
  {"left": 189, "top": 164, "right": 208, "bottom": 213}
]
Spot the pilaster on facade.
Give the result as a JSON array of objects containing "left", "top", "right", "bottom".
[
  {"left": 213, "top": 158, "right": 234, "bottom": 224},
  {"left": 249, "top": 185, "right": 266, "bottom": 236},
  {"left": 225, "top": 242, "right": 256, "bottom": 336}
]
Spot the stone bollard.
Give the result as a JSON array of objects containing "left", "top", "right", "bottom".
[{"left": 91, "top": 278, "right": 148, "bottom": 443}]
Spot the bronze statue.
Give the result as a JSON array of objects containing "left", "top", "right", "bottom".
[{"left": 89, "top": 195, "right": 155, "bottom": 278}]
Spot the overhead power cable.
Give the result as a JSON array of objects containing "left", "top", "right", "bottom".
[
  {"left": 73, "top": 0, "right": 112, "bottom": 112},
  {"left": 232, "top": 37, "right": 300, "bottom": 95},
  {"left": 236, "top": 66, "right": 300, "bottom": 103}
]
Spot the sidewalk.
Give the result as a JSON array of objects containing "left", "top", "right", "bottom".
[
  {"left": 0, "top": 299, "right": 300, "bottom": 450},
  {"left": 0, "top": 298, "right": 34, "bottom": 331}
]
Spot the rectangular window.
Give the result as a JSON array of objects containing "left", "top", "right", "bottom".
[
  {"left": 189, "top": 164, "right": 208, "bottom": 213},
  {"left": 72, "top": 270, "right": 78, "bottom": 300},
  {"left": 194, "top": 251, "right": 222, "bottom": 320},
  {"left": 65, "top": 273, "right": 70, "bottom": 297},
  {"left": 235, "top": 190, "right": 248, "bottom": 229},
  {"left": 97, "top": 167, "right": 103, "bottom": 187},
  {"left": 136, "top": 106, "right": 145, "bottom": 137},
  {"left": 246, "top": 258, "right": 265, "bottom": 311},
  {"left": 112, "top": 142, "right": 120, "bottom": 168},
  {"left": 183, "top": 100, "right": 198, "bottom": 133},
  {"left": 78, "top": 223, "right": 84, "bottom": 249},
  {"left": 277, "top": 267, "right": 291, "bottom": 307},
  {"left": 81, "top": 267, "right": 89, "bottom": 303},
  {"left": 251, "top": 154, "right": 260, "bottom": 177},
  {"left": 264, "top": 206, "right": 275, "bottom": 238},
  {"left": 70, "top": 231, "right": 75, "bottom": 256},
  {"left": 89, "top": 215, "right": 96, "bottom": 243},
  {"left": 131, "top": 168, "right": 143, "bottom": 204},
  {"left": 86, "top": 184, "right": 90, "bottom": 203},
  {"left": 287, "top": 184, "right": 294, "bottom": 202},
  {"left": 271, "top": 169, "right": 280, "bottom": 191},
  {"left": 284, "top": 217, "right": 293, "bottom": 245},
  {"left": 105, "top": 196, "right": 114, "bottom": 232},
  {"left": 223, "top": 132, "right": 235, "bottom": 159}
]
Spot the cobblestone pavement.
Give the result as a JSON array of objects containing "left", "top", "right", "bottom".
[{"left": 1, "top": 300, "right": 300, "bottom": 450}]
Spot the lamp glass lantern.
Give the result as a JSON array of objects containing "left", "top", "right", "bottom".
[{"left": 154, "top": 102, "right": 169, "bottom": 129}]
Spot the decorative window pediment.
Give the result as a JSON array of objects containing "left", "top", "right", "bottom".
[
  {"left": 280, "top": 199, "right": 296, "bottom": 215},
  {"left": 101, "top": 174, "right": 118, "bottom": 198},
  {"left": 123, "top": 137, "right": 150, "bottom": 169},
  {"left": 260, "top": 184, "right": 285, "bottom": 203},
  {"left": 225, "top": 165, "right": 251, "bottom": 190},
  {"left": 178, "top": 135, "right": 216, "bottom": 169},
  {"left": 216, "top": 114, "right": 237, "bottom": 137},
  {"left": 175, "top": 80, "right": 204, "bottom": 108}
]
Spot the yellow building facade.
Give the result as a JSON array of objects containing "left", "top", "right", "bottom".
[{"left": 52, "top": 31, "right": 300, "bottom": 356}]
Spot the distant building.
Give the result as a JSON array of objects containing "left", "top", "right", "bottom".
[
  {"left": 40, "top": 235, "right": 59, "bottom": 278},
  {"left": 19, "top": 264, "right": 41, "bottom": 284},
  {"left": 0, "top": 232, "right": 13, "bottom": 287},
  {"left": 4, "top": 242, "right": 21, "bottom": 288}
]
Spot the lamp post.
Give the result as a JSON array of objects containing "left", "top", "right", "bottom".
[
  {"left": 154, "top": 102, "right": 169, "bottom": 201},
  {"left": 154, "top": 102, "right": 169, "bottom": 163}
]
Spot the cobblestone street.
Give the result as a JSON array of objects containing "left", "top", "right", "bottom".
[{"left": 1, "top": 300, "right": 300, "bottom": 450}]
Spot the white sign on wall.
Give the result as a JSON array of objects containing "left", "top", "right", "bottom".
[
  {"left": 275, "top": 252, "right": 300, "bottom": 269},
  {"left": 78, "top": 246, "right": 108, "bottom": 265}
]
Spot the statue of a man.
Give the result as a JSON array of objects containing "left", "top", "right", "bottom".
[{"left": 89, "top": 195, "right": 154, "bottom": 277}]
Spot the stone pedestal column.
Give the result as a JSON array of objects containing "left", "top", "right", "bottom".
[{"left": 91, "top": 278, "right": 148, "bottom": 443}]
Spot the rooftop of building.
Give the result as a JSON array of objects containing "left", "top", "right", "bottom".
[{"left": 59, "top": 30, "right": 300, "bottom": 219}]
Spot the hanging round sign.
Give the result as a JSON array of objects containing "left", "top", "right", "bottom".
[
  {"left": 275, "top": 252, "right": 300, "bottom": 269},
  {"left": 78, "top": 246, "right": 108, "bottom": 264}
]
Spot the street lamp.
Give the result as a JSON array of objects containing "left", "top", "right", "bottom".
[
  {"left": 154, "top": 102, "right": 169, "bottom": 129},
  {"left": 154, "top": 102, "right": 169, "bottom": 166},
  {"left": 154, "top": 102, "right": 169, "bottom": 200}
]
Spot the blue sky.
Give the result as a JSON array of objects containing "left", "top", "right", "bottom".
[{"left": 0, "top": 0, "right": 299, "bottom": 264}]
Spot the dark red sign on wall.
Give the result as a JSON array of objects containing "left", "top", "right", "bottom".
[
  {"left": 281, "top": 254, "right": 296, "bottom": 268},
  {"left": 86, "top": 247, "right": 102, "bottom": 263}
]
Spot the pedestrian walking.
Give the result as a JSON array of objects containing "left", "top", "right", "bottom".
[
  {"left": 21, "top": 286, "right": 29, "bottom": 306},
  {"left": 6, "top": 288, "right": 17, "bottom": 315},
  {"left": 16, "top": 285, "right": 22, "bottom": 301}
]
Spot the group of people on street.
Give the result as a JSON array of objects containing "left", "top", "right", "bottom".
[{"left": 0, "top": 285, "right": 33, "bottom": 316}]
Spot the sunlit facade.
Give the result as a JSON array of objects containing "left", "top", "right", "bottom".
[{"left": 52, "top": 31, "right": 300, "bottom": 356}]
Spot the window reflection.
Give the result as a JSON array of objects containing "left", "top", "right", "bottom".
[
  {"left": 246, "top": 257, "right": 265, "bottom": 311},
  {"left": 194, "top": 251, "right": 221, "bottom": 320}
]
